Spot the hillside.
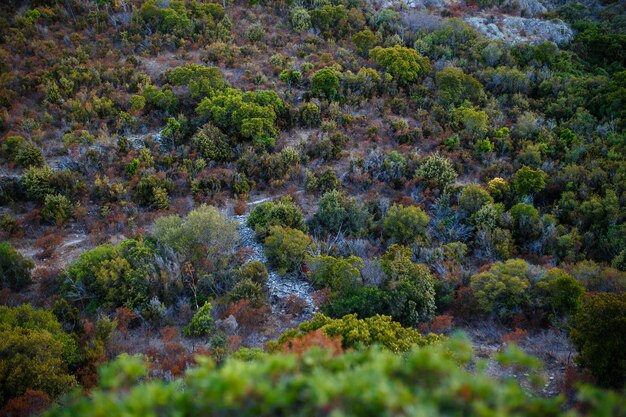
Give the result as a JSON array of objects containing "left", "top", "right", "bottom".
[{"left": 0, "top": 0, "right": 625, "bottom": 415}]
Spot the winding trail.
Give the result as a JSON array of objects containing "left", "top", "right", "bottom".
[{"left": 233, "top": 211, "right": 316, "bottom": 319}]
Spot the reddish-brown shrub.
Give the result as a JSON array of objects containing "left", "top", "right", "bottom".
[
  {"left": 160, "top": 326, "right": 177, "bottom": 342},
  {"left": 283, "top": 294, "right": 307, "bottom": 317},
  {"left": 279, "top": 329, "right": 343, "bottom": 358},
  {"left": 234, "top": 199, "right": 246, "bottom": 215},
  {"left": 0, "top": 389, "right": 52, "bottom": 417},
  {"left": 34, "top": 233, "right": 63, "bottom": 259},
  {"left": 502, "top": 328, "right": 528, "bottom": 344},
  {"left": 115, "top": 307, "right": 138, "bottom": 338}
]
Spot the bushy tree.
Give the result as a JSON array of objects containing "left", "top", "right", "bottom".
[
  {"left": 452, "top": 106, "right": 489, "bottom": 139},
  {"left": 369, "top": 45, "right": 431, "bottom": 86},
  {"left": 237, "top": 261, "right": 268, "bottom": 285},
  {"left": 509, "top": 203, "right": 542, "bottom": 241},
  {"left": 470, "top": 259, "right": 531, "bottom": 320},
  {"left": 383, "top": 204, "right": 429, "bottom": 244},
  {"left": 41, "top": 193, "right": 73, "bottom": 225},
  {"left": 0, "top": 242, "right": 34, "bottom": 291},
  {"left": 22, "top": 165, "right": 53, "bottom": 201},
  {"left": 435, "top": 67, "right": 484, "bottom": 106},
  {"left": 264, "top": 226, "right": 311, "bottom": 274},
  {"left": 571, "top": 292, "right": 626, "bottom": 388},
  {"left": 196, "top": 89, "right": 283, "bottom": 147}
]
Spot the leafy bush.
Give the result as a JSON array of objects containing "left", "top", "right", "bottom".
[
  {"left": 272, "top": 312, "right": 441, "bottom": 352},
  {"left": 0, "top": 305, "right": 78, "bottom": 405},
  {"left": 459, "top": 184, "right": 494, "bottom": 215},
  {"left": 62, "top": 239, "right": 162, "bottom": 310},
  {"left": 196, "top": 88, "right": 283, "bottom": 147},
  {"left": 571, "top": 292, "right": 626, "bottom": 388},
  {"left": 42, "top": 193, "right": 73, "bottom": 225},
  {"left": 247, "top": 197, "right": 306, "bottom": 238},
  {"left": 229, "top": 279, "right": 265, "bottom": 307},
  {"left": 153, "top": 205, "right": 238, "bottom": 266},
  {"left": 435, "top": 67, "right": 483, "bottom": 106},
  {"left": 134, "top": 174, "right": 173, "bottom": 208},
  {"left": 307, "top": 255, "right": 362, "bottom": 293},
  {"left": 237, "top": 261, "right": 268, "bottom": 285},
  {"left": 415, "top": 153, "right": 457, "bottom": 190},
  {"left": 0, "top": 242, "right": 34, "bottom": 291},
  {"left": 512, "top": 166, "right": 547, "bottom": 196},
  {"left": 352, "top": 29, "right": 377, "bottom": 56},
  {"left": 369, "top": 45, "right": 431, "bottom": 86},
  {"left": 22, "top": 165, "right": 54, "bottom": 201},
  {"left": 291, "top": 7, "right": 310, "bottom": 32},
  {"left": 264, "top": 226, "right": 311, "bottom": 274},
  {"left": 382, "top": 204, "right": 429, "bottom": 244},
  {"left": 183, "top": 301, "right": 215, "bottom": 338},
  {"left": 44, "top": 335, "right": 599, "bottom": 417},
  {"left": 535, "top": 268, "right": 584, "bottom": 320},
  {"left": 310, "top": 190, "right": 368, "bottom": 236},
  {"left": 381, "top": 245, "right": 436, "bottom": 325},
  {"left": 311, "top": 67, "right": 340, "bottom": 101},
  {"left": 470, "top": 259, "right": 532, "bottom": 320}
]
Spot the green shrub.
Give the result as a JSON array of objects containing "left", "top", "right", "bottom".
[
  {"left": 153, "top": 205, "right": 238, "bottom": 266},
  {"left": 307, "top": 255, "right": 363, "bottom": 293},
  {"left": 380, "top": 245, "right": 436, "bottom": 325},
  {"left": 0, "top": 241, "right": 34, "bottom": 291},
  {"left": 0, "top": 304, "right": 78, "bottom": 405},
  {"left": 470, "top": 259, "right": 531, "bottom": 320},
  {"left": 42, "top": 193, "right": 73, "bottom": 224},
  {"left": 291, "top": 7, "right": 310, "bottom": 32},
  {"left": 238, "top": 261, "right": 268, "bottom": 285},
  {"left": 264, "top": 226, "right": 311, "bottom": 274},
  {"left": 571, "top": 292, "right": 626, "bottom": 388},
  {"left": 247, "top": 197, "right": 306, "bottom": 238},
  {"left": 459, "top": 184, "right": 493, "bottom": 215},
  {"left": 535, "top": 268, "right": 584, "bottom": 320},
  {"left": 310, "top": 190, "right": 368, "bottom": 236},
  {"left": 415, "top": 153, "right": 457, "bottom": 190},
  {"left": 229, "top": 279, "right": 265, "bottom": 306},
  {"left": 62, "top": 239, "right": 162, "bottom": 310},
  {"left": 512, "top": 166, "right": 547, "bottom": 196},
  {"left": 22, "top": 165, "right": 54, "bottom": 201},
  {"left": 272, "top": 312, "right": 441, "bottom": 352},
  {"left": 352, "top": 29, "right": 377, "bottom": 56},
  {"left": 382, "top": 204, "right": 429, "bottom": 244},
  {"left": 311, "top": 67, "right": 340, "bottom": 101},
  {"left": 369, "top": 45, "right": 431, "bottom": 86},
  {"left": 183, "top": 301, "right": 215, "bottom": 338},
  {"left": 44, "top": 335, "right": 600, "bottom": 417}
]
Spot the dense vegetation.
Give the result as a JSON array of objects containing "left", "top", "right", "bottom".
[{"left": 0, "top": 0, "right": 625, "bottom": 414}]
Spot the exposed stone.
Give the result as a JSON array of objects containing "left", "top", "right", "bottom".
[{"left": 465, "top": 15, "right": 573, "bottom": 45}]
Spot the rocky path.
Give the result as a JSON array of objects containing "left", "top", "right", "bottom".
[{"left": 233, "top": 211, "right": 316, "bottom": 319}]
